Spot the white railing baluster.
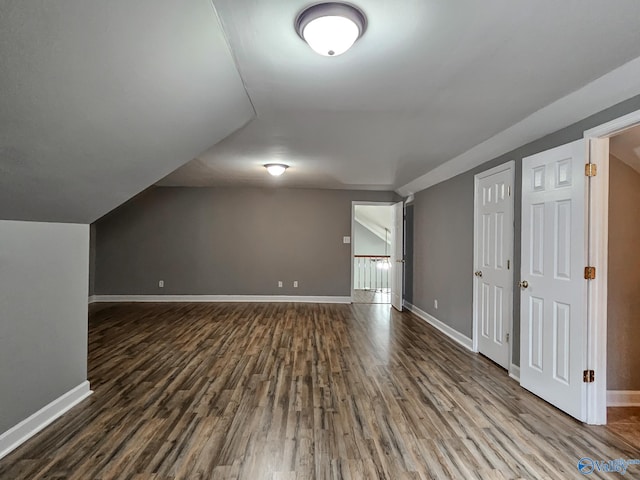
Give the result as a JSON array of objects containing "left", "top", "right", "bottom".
[{"left": 353, "top": 255, "right": 390, "bottom": 292}]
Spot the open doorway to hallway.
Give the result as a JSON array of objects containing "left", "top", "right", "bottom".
[
  {"left": 352, "top": 204, "right": 393, "bottom": 304},
  {"left": 604, "top": 124, "right": 640, "bottom": 445}
]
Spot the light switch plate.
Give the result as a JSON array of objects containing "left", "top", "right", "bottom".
[{"left": 343, "top": 236, "right": 351, "bottom": 244}]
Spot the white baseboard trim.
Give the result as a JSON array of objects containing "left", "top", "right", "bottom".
[
  {"left": 607, "top": 390, "right": 640, "bottom": 407},
  {"left": 89, "top": 295, "right": 352, "bottom": 304},
  {"left": 404, "top": 301, "right": 473, "bottom": 351},
  {"left": 0, "top": 381, "right": 92, "bottom": 460},
  {"left": 509, "top": 364, "right": 521, "bottom": 382}
]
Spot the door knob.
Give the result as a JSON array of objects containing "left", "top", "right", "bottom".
[
  {"left": 474, "top": 271, "right": 483, "bottom": 277},
  {"left": 519, "top": 280, "right": 529, "bottom": 289}
]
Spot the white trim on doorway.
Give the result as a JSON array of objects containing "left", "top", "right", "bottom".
[
  {"left": 350, "top": 201, "right": 395, "bottom": 303},
  {"left": 583, "top": 107, "right": 640, "bottom": 425}
]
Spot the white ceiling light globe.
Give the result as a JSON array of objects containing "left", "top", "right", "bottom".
[
  {"left": 295, "top": 3, "right": 367, "bottom": 57},
  {"left": 265, "top": 164, "right": 288, "bottom": 176},
  {"left": 302, "top": 15, "right": 360, "bottom": 57}
]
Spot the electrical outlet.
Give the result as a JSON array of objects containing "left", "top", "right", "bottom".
[
  {"left": 293, "top": 281, "right": 298, "bottom": 288},
  {"left": 159, "top": 280, "right": 164, "bottom": 288},
  {"left": 278, "top": 281, "right": 283, "bottom": 288},
  {"left": 434, "top": 299, "right": 438, "bottom": 309}
]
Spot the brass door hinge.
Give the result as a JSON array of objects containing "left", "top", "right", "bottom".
[
  {"left": 583, "top": 370, "right": 595, "bottom": 383},
  {"left": 584, "top": 266, "right": 596, "bottom": 280},
  {"left": 585, "top": 163, "right": 598, "bottom": 177}
]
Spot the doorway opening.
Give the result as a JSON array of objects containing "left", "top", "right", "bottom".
[
  {"left": 582, "top": 107, "right": 640, "bottom": 425},
  {"left": 605, "top": 124, "right": 640, "bottom": 443},
  {"left": 351, "top": 204, "right": 393, "bottom": 304},
  {"left": 515, "top": 109, "right": 640, "bottom": 426}
]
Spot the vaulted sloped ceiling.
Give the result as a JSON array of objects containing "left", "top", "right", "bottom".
[
  {"left": 5, "top": 1, "right": 640, "bottom": 223},
  {"left": 160, "top": 0, "right": 640, "bottom": 191},
  {"left": 0, "top": 0, "right": 254, "bottom": 223}
]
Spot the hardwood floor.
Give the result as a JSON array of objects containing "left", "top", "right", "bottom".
[
  {"left": 608, "top": 407, "right": 640, "bottom": 449},
  {"left": 1, "top": 302, "right": 638, "bottom": 479},
  {"left": 352, "top": 289, "right": 390, "bottom": 304}
]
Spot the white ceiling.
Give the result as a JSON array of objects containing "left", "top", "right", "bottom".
[
  {"left": 610, "top": 125, "right": 640, "bottom": 174},
  {"left": 0, "top": 0, "right": 254, "bottom": 222},
  {"left": 160, "top": 0, "right": 640, "bottom": 191},
  {"left": 4, "top": 1, "right": 640, "bottom": 223}
]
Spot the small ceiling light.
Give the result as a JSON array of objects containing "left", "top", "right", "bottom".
[
  {"left": 295, "top": 3, "right": 367, "bottom": 57},
  {"left": 264, "top": 163, "right": 289, "bottom": 176}
]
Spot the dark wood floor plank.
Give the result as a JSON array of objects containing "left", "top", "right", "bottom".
[{"left": 1, "top": 302, "right": 639, "bottom": 479}]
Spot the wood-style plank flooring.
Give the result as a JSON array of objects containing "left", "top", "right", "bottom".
[
  {"left": 352, "top": 290, "right": 390, "bottom": 304},
  {"left": 1, "top": 303, "right": 639, "bottom": 479},
  {"left": 608, "top": 407, "right": 640, "bottom": 449}
]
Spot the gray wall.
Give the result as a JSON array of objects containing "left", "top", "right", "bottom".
[
  {"left": 413, "top": 173, "right": 474, "bottom": 337},
  {"left": 607, "top": 156, "right": 640, "bottom": 390},
  {"left": 89, "top": 224, "right": 96, "bottom": 297},
  {"left": 403, "top": 204, "right": 414, "bottom": 304},
  {"left": 94, "top": 187, "right": 397, "bottom": 297},
  {"left": 0, "top": 221, "right": 89, "bottom": 434},
  {"left": 409, "top": 93, "right": 640, "bottom": 368}
]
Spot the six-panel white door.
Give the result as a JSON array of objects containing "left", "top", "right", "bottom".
[
  {"left": 391, "top": 201, "right": 404, "bottom": 311},
  {"left": 520, "top": 139, "right": 587, "bottom": 421},
  {"left": 473, "top": 162, "right": 514, "bottom": 369}
]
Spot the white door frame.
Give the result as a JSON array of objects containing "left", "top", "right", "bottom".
[
  {"left": 472, "top": 161, "right": 515, "bottom": 371},
  {"left": 350, "top": 201, "right": 396, "bottom": 302},
  {"left": 583, "top": 108, "right": 640, "bottom": 424},
  {"left": 391, "top": 201, "right": 405, "bottom": 311}
]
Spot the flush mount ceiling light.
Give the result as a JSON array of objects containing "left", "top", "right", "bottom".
[
  {"left": 264, "top": 163, "right": 289, "bottom": 176},
  {"left": 295, "top": 2, "right": 367, "bottom": 57}
]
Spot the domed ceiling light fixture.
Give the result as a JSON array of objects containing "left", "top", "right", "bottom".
[
  {"left": 264, "top": 163, "right": 289, "bottom": 176},
  {"left": 295, "top": 2, "right": 367, "bottom": 57}
]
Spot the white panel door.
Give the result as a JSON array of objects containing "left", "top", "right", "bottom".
[
  {"left": 473, "top": 162, "right": 514, "bottom": 369},
  {"left": 391, "top": 201, "right": 404, "bottom": 311},
  {"left": 520, "top": 139, "right": 587, "bottom": 421}
]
